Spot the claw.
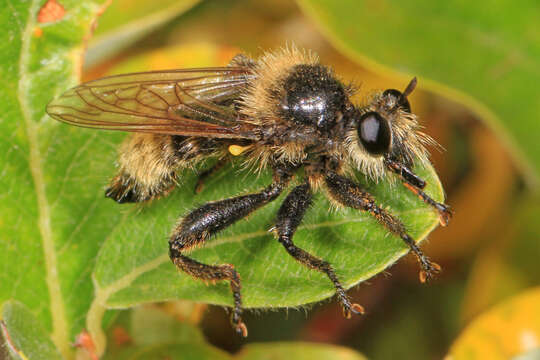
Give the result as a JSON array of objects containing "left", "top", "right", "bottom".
[
  {"left": 419, "top": 261, "right": 441, "bottom": 283},
  {"left": 431, "top": 262, "right": 442, "bottom": 272},
  {"left": 343, "top": 303, "right": 365, "bottom": 318},
  {"left": 437, "top": 204, "right": 453, "bottom": 227},
  {"left": 350, "top": 303, "right": 365, "bottom": 315},
  {"left": 419, "top": 270, "right": 428, "bottom": 283},
  {"left": 235, "top": 321, "right": 248, "bottom": 337},
  {"left": 343, "top": 307, "right": 352, "bottom": 319}
]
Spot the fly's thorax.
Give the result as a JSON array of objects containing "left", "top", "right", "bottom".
[
  {"left": 238, "top": 46, "right": 351, "bottom": 172},
  {"left": 239, "top": 46, "right": 351, "bottom": 133},
  {"left": 238, "top": 46, "right": 319, "bottom": 125},
  {"left": 278, "top": 64, "right": 348, "bottom": 131}
]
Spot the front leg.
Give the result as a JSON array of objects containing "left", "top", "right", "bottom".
[
  {"left": 275, "top": 182, "right": 364, "bottom": 318},
  {"left": 325, "top": 172, "right": 441, "bottom": 283},
  {"left": 385, "top": 157, "right": 453, "bottom": 226},
  {"left": 169, "top": 168, "right": 291, "bottom": 336}
]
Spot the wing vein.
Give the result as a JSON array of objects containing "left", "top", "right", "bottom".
[{"left": 47, "top": 66, "right": 258, "bottom": 140}]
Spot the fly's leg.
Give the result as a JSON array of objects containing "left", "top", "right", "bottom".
[
  {"left": 169, "top": 169, "right": 291, "bottom": 336},
  {"left": 275, "top": 182, "right": 364, "bottom": 318},
  {"left": 402, "top": 182, "right": 453, "bottom": 226},
  {"left": 194, "top": 158, "right": 229, "bottom": 194},
  {"left": 385, "top": 158, "right": 453, "bottom": 226},
  {"left": 325, "top": 172, "right": 441, "bottom": 282}
]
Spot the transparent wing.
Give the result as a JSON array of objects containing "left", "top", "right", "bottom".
[{"left": 46, "top": 67, "right": 259, "bottom": 139}]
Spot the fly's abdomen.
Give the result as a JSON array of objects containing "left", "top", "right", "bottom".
[{"left": 105, "top": 134, "right": 220, "bottom": 203}]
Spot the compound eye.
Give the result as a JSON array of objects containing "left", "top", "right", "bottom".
[
  {"left": 382, "top": 89, "right": 411, "bottom": 112},
  {"left": 357, "top": 112, "right": 391, "bottom": 156}
]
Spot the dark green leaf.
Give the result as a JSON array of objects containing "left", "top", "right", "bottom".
[
  {"left": 88, "top": 154, "right": 443, "bottom": 353},
  {"left": 93, "top": 164, "right": 442, "bottom": 308}
]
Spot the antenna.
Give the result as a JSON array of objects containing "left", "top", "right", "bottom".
[{"left": 402, "top": 77, "right": 417, "bottom": 99}]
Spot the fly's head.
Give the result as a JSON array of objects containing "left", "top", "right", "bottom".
[{"left": 345, "top": 78, "right": 435, "bottom": 180}]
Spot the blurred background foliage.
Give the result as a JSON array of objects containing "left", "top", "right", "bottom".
[{"left": 2, "top": 0, "right": 539, "bottom": 359}]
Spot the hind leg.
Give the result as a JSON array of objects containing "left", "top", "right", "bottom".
[{"left": 169, "top": 169, "right": 291, "bottom": 336}]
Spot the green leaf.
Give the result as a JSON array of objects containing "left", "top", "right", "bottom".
[
  {"left": 239, "top": 342, "right": 367, "bottom": 360},
  {"left": 0, "top": 0, "right": 118, "bottom": 358},
  {"left": 297, "top": 0, "right": 540, "bottom": 186},
  {"left": 92, "top": 164, "right": 442, "bottom": 309},
  {"left": 85, "top": 0, "right": 201, "bottom": 67},
  {"left": 1, "top": 301, "right": 63, "bottom": 360}
]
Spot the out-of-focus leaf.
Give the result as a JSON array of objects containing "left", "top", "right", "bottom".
[
  {"left": 85, "top": 42, "right": 445, "bottom": 356},
  {"left": 297, "top": 0, "right": 540, "bottom": 186},
  {"left": 1, "top": 301, "right": 62, "bottom": 360},
  {"left": 461, "top": 198, "right": 540, "bottom": 322},
  {"left": 105, "top": 42, "right": 240, "bottom": 74},
  {"left": 129, "top": 306, "right": 204, "bottom": 346},
  {"left": 447, "top": 287, "right": 540, "bottom": 360},
  {"left": 108, "top": 308, "right": 367, "bottom": 360},
  {"left": 238, "top": 342, "right": 366, "bottom": 360},
  {"left": 85, "top": 0, "right": 201, "bottom": 67},
  {"left": 0, "top": 1, "right": 119, "bottom": 358}
]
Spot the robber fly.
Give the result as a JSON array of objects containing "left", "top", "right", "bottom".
[{"left": 47, "top": 46, "right": 452, "bottom": 337}]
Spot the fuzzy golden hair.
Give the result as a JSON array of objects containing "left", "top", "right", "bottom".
[{"left": 111, "top": 133, "right": 180, "bottom": 201}]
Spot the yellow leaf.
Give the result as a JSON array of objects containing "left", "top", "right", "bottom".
[{"left": 447, "top": 287, "right": 540, "bottom": 360}]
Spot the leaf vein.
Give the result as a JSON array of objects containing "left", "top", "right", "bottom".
[{"left": 17, "top": 1, "right": 71, "bottom": 358}]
